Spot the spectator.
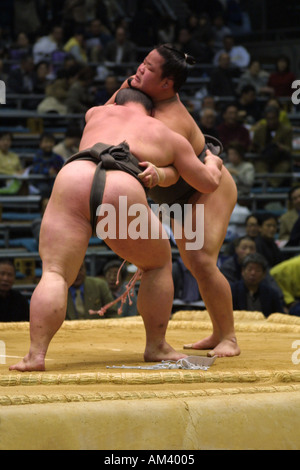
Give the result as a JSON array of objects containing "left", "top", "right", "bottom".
[
  {"left": 267, "top": 55, "right": 296, "bottom": 98},
  {"left": 32, "top": 60, "right": 51, "bottom": 94},
  {"left": 37, "top": 74, "right": 69, "bottom": 115},
  {"left": 187, "top": 12, "right": 214, "bottom": 44},
  {"left": 235, "top": 84, "right": 263, "bottom": 125},
  {"left": 63, "top": 27, "right": 88, "bottom": 64},
  {"left": 53, "top": 126, "right": 81, "bottom": 162},
  {"left": 104, "top": 26, "right": 137, "bottom": 74},
  {"left": 220, "top": 235, "right": 256, "bottom": 284},
  {"left": 251, "top": 105, "right": 293, "bottom": 187},
  {"left": 279, "top": 186, "right": 300, "bottom": 240},
  {"left": 7, "top": 54, "right": 35, "bottom": 94},
  {"left": 209, "top": 52, "right": 239, "bottom": 97},
  {"left": 65, "top": 65, "right": 96, "bottom": 114},
  {"left": 32, "top": 25, "right": 64, "bottom": 64},
  {"left": 254, "top": 97, "right": 291, "bottom": 129},
  {"left": 9, "top": 31, "right": 32, "bottom": 62},
  {"left": 217, "top": 103, "right": 251, "bottom": 151},
  {"left": 0, "top": 258, "right": 30, "bottom": 322},
  {"left": 224, "top": 142, "right": 255, "bottom": 196},
  {"left": 30, "top": 133, "right": 64, "bottom": 198},
  {"left": 255, "top": 213, "right": 284, "bottom": 268},
  {"left": 103, "top": 260, "right": 138, "bottom": 317},
  {"left": 225, "top": 213, "right": 260, "bottom": 256},
  {"left": 230, "top": 253, "right": 285, "bottom": 317},
  {"left": 66, "top": 262, "right": 117, "bottom": 320},
  {"left": 0, "top": 132, "right": 23, "bottom": 195},
  {"left": 198, "top": 108, "right": 220, "bottom": 140},
  {"left": 211, "top": 13, "right": 232, "bottom": 53},
  {"left": 245, "top": 214, "right": 260, "bottom": 240},
  {"left": 95, "top": 75, "right": 120, "bottom": 105},
  {"left": 286, "top": 215, "right": 300, "bottom": 247},
  {"left": 213, "top": 34, "right": 250, "bottom": 69},
  {"left": 85, "top": 18, "right": 105, "bottom": 62},
  {"left": 237, "top": 59, "right": 271, "bottom": 95},
  {"left": 270, "top": 255, "right": 300, "bottom": 316}
]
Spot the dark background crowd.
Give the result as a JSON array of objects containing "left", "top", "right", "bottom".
[{"left": 0, "top": 0, "right": 300, "bottom": 322}]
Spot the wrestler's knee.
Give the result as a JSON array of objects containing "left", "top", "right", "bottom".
[{"left": 184, "top": 250, "right": 216, "bottom": 281}]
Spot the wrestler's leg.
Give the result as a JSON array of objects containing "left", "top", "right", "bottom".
[
  {"left": 10, "top": 163, "right": 93, "bottom": 371},
  {"left": 174, "top": 168, "right": 240, "bottom": 357},
  {"left": 98, "top": 171, "right": 186, "bottom": 362}
]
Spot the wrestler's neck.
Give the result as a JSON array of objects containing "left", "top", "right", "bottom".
[{"left": 153, "top": 91, "right": 178, "bottom": 107}]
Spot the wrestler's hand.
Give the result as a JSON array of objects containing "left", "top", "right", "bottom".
[
  {"left": 204, "top": 149, "right": 223, "bottom": 170},
  {"left": 138, "top": 161, "right": 165, "bottom": 188}
]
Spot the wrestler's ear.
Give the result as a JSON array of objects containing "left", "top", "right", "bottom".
[{"left": 162, "top": 78, "right": 174, "bottom": 90}]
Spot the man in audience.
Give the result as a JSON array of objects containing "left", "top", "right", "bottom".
[
  {"left": 66, "top": 263, "right": 117, "bottom": 320},
  {"left": 255, "top": 213, "right": 284, "bottom": 268},
  {"left": 279, "top": 186, "right": 300, "bottom": 241},
  {"left": 0, "top": 259, "right": 29, "bottom": 322},
  {"left": 230, "top": 253, "right": 285, "bottom": 317},
  {"left": 270, "top": 256, "right": 300, "bottom": 316}
]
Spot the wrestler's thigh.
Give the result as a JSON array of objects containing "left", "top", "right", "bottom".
[
  {"left": 174, "top": 167, "right": 237, "bottom": 264},
  {"left": 98, "top": 171, "right": 172, "bottom": 270},
  {"left": 39, "top": 162, "right": 93, "bottom": 285}
]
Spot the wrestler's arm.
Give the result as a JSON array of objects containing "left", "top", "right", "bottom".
[
  {"left": 138, "top": 162, "right": 179, "bottom": 188},
  {"left": 173, "top": 136, "right": 222, "bottom": 193}
]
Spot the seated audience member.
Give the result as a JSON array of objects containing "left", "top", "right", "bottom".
[
  {"left": 104, "top": 26, "right": 137, "bottom": 74},
  {"left": 32, "top": 60, "right": 51, "bottom": 94},
  {"left": 230, "top": 253, "right": 285, "bottom": 317},
  {"left": 197, "top": 108, "right": 220, "bottom": 140},
  {"left": 53, "top": 126, "right": 81, "bottom": 161},
  {"left": 211, "top": 13, "right": 232, "bottom": 53},
  {"left": 255, "top": 213, "right": 284, "bottom": 268},
  {"left": 286, "top": 215, "right": 300, "bottom": 247},
  {"left": 175, "top": 27, "right": 213, "bottom": 64},
  {"left": 245, "top": 214, "right": 260, "bottom": 240},
  {"left": 270, "top": 256, "right": 300, "bottom": 316},
  {"left": 9, "top": 31, "right": 32, "bottom": 62},
  {"left": 66, "top": 263, "right": 117, "bottom": 320},
  {"left": 217, "top": 103, "right": 251, "bottom": 151},
  {"left": 267, "top": 55, "right": 296, "bottom": 98},
  {"left": 103, "top": 260, "right": 138, "bottom": 317},
  {"left": 95, "top": 75, "right": 120, "bottom": 105},
  {"left": 221, "top": 236, "right": 256, "bottom": 284},
  {"left": 33, "top": 25, "right": 64, "bottom": 64},
  {"left": 172, "top": 257, "right": 200, "bottom": 303},
  {"left": 0, "top": 259, "right": 30, "bottom": 322},
  {"left": 65, "top": 65, "right": 96, "bottom": 114},
  {"left": 213, "top": 34, "right": 250, "bottom": 69},
  {"left": 209, "top": 52, "right": 239, "bottom": 98},
  {"left": 235, "top": 84, "right": 263, "bottom": 125},
  {"left": 279, "top": 186, "right": 300, "bottom": 240},
  {"left": 251, "top": 105, "right": 293, "bottom": 187},
  {"left": 237, "top": 59, "right": 271, "bottom": 95},
  {"left": 225, "top": 142, "right": 255, "bottom": 196},
  {"left": 63, "top": 27, "right": 88, "bottom": 64},
  {"left": 254, "top": 97, "right": 291, "bottom": 129},
  {"left": 30, "top": 133, "right": 64, "bottom": 198},
  {"left": 221, "top": 235, "right": 284, "bottom": 302},
  {"left": 0, "top": 132, "right": 24, "bottom": 194},
  {"left": 7, "top": 54, "right": 35, "bottom": 94},
  {"left": 37, "top": 70, "right": 70, "bottom": 115},
  {"left": 225, "top": 213, "right": 260, "bottom": 256}
]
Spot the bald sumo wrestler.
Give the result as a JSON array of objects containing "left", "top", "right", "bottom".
[{"left": 10, "top": 88, "right": 222, "bottom": 372}]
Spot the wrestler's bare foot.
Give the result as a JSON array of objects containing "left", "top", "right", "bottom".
[
  {"left": 9, "top": 352, "right": 46, "bottom": 372},
  {"left": 144, "top": 341, "right": 187, "bottom": 362},
  {"left": 184, "top": 334, "right": 240, "bottom": 358}
]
